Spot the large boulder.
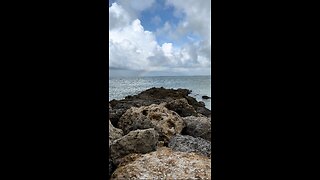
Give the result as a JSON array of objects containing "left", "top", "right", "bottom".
[
  {"left": 164, "top": 98, "right": 198, "bottom": 117},
  {"left": 110, "top": 147, "right": 211, "bottom": 180},
  {"left": 118, "top": 104, "right": 185, "bottom": 143},
  {"left": 168, "top": 135, "right": 211, "bottom": 158},
  {"left": 109, "top": 128, "right": 159, "bottom": 165},
  {"left": 182, "top": 116, "right": 211, "bottom": 141}
]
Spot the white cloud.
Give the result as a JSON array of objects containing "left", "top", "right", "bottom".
[
  {"left": 109, "top": 1, "right": 211, "bottom": 75},
  {"left": 165, "top": 0, "right": 211, "bottom": 41},
  {"left": 109, "top": 2, "right": 131, "bottom": 30},
  {"left": 115, "top": 0, "right": 156, "bottom": 19}
]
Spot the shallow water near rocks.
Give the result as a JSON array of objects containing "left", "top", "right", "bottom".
[{"left": 109, "top": 76, "right": 211, "bottom": 110}]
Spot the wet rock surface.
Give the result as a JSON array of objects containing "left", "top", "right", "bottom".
[
  {"left": 110, "top": 147, "right": 211, "bottom": 180},
  {"left": 168, "top": 134, "right": 211, "bottom": 158},
  {"left": 108, "top": 87, "right": 211, "bottom": 179},
  {"left": 118, "top": 104, "right": 185, "bottom": 143},
  {"left": 182, "top": 116, "right": 211, "bottom": 141}
]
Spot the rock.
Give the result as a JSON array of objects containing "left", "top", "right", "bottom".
[
  {"left": 199, "top": 101, "right": 206, "bottom": 106},
  {"left": 110, "top": 147, "right": 211, "bottom": 180},
  {"left": 196, "top": 106, "right": 211, "bottom": 117},
  {"left": 109, "top": 120, "right": 123, "bottom": 145},
  {"left": 118, "top": 104, "right": 185, "bottom": 143},
  {"left": 182, "top": 116, "right": 211, "bottom": 141},
  {"left": 110, "top": 128, "right": 159, "bottom": 165},
  {"left": 164, "top": 98, "right": 198, "bottom": 117},
  {"left": 185, "top": 96, "right": 211, "bottom": 117},
  {"left": 109, "top": 157, "right": 115, "bottom": 178},
  {"left": 109, "top": 101, "right": 134, "bottom": 127},
  {"left": 109, "top": 120, "right": 124, "bottom": 176},
  {"left": 109, "top": 88, "right": 211, "bottom": 126},
  {"left": 116, "top": 153, "right": 142, "bottom": 167},
  {"left": 168, "top": 135, "right": 211, "bottom": 158},
  {"left": 202, "top": 95, "right": 211, "bottom": 99}
]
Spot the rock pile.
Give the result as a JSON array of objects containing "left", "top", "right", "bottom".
[
  {"left": 108, "top": 87, "right": 212, "bottom": 179},
  {"left": 110, "top": 147, "right": 211, "bottom": 180}
]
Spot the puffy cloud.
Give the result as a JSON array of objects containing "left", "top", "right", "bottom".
[
  {"left": 115, "top": 0, "right": 156, "bottom": 19},
  {"left": 165, "top": 0, "right": 211, "bottom": 41},
  {"left": 109, "top": 1, "right": 211, "bottom": 75},
  {"left": 165, "top": 0, "right": 211, "bottom": 63},
  {"left": 109, "top": 2, "right": 131, "bottom": 30},
  {"left": 109, "top": 18, "right": 159, "bottom": 70}
]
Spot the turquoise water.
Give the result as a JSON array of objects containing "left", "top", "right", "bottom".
[{"left": 109, "top": 76, "right": 211, "bottom": 110}]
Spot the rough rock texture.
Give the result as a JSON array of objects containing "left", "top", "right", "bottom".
[
  {"left": 118, "top": 104, "right": 185, "bottom": 143},
  {"left": 109, "top": 120, "right": 123, "bottom": 178},
  {"left": 110, "top": 128, "right": 159, "bottom": 165},
  {"left": 109, "top": 87, "right": 211, "bottom": 126},
  {"left": 109, "top": 120, "right": 123, "bottom": 145},
  {"left": 110, "top": 147, "right": 211, "bottom": 180},
  {"left": 196, "top": 107, "right": 211, "bottom": 118},
  {"left": 164, "top": 98, "right": 198, "bottom": 117},
  {"left": 168, "top": 135, "right": 211, "bottom": 158},
  {"left": 109, "top": 158, "right": 114, "bottom": 178},
  {"left": 116, "top": 153, "right": 142, "bottom": 167},
  {"left": 182, "top": 116, "right": 211, "bottom": 141}
]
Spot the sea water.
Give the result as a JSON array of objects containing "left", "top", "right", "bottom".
[{"left": 109, "top": 76, "right": 211, "bottom": 110}]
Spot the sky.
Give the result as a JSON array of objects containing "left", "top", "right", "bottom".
[{"left": 109, "top": 0, "right": 211, "bottom": 77}]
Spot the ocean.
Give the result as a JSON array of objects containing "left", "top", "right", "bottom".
[{"left": 109, "top": 76, "right": 211, "bottom": 110}]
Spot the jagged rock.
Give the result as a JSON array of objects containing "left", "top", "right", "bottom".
[
  {"left": 199, "top": 101, "right": 206, "bottom": 106},
  {"left": 109, "top": 87, "right": 211, "bottom": 126},
  {"left": 202, "top": 95, "right": 211, "bottom": 99},
  {"left": 109, "top": 104, "right": 131, "bottom": 127},
  {"left": 118, "top": 104, "right": 185, "bottom": 143},
  {"left": 109, "top": 157, "right": 114, "bottom": 178},
  {"left": 109, "top": 120, "right": 123, "bottom": 145},
  {"left": 168, "top": 135, "right": 211, "bottom": 158},
  {"left": 110, "top": 128, "right": 159, "bottom": 165},
  {"left": 164, "top": 98, "right": 198, "bottom": 117},
  {"left": 182, "top": 116, "right": 211, "bottom": 141},
  {"left": 109, "top": 120, "right": 123, "bottom": 177},
  {"left": 196, "top": 106, "right": 211, "bottom": 117},
  {"left": 110, "top": 147, "right": 211, "bottom": 180}
]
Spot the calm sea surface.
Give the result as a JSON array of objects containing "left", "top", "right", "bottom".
[{"left": 109, "top": 76, "right": 211, "bottom": 110}]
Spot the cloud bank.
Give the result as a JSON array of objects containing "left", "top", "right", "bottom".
[{"left": 109, "top": 0, "right": 211, "bottom": 76}]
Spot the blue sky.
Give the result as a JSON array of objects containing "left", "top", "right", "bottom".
[{"left": 109, "top": 0, "right": 211, "bottom": 76}]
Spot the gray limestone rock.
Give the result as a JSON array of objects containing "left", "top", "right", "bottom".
[
  {"left": 110, "top": 128, "right": 159, "bottom": 165},
  {"left": 168, "top": 134, "right": 211, "bottom": 158},
  {"left": 182, "top": 116, "right": 211, "bottom": 141}
]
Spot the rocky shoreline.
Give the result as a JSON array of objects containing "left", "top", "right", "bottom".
[{"left": 109, "top": 87, "right": 212, "bottom": 179}]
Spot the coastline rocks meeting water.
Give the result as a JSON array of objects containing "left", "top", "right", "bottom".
[
  {"left": 109, "top": 87, "right": 211, "bottom": 127},
  {"left": 108, "top": 87, "right": 211, "bottom": 179}
]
